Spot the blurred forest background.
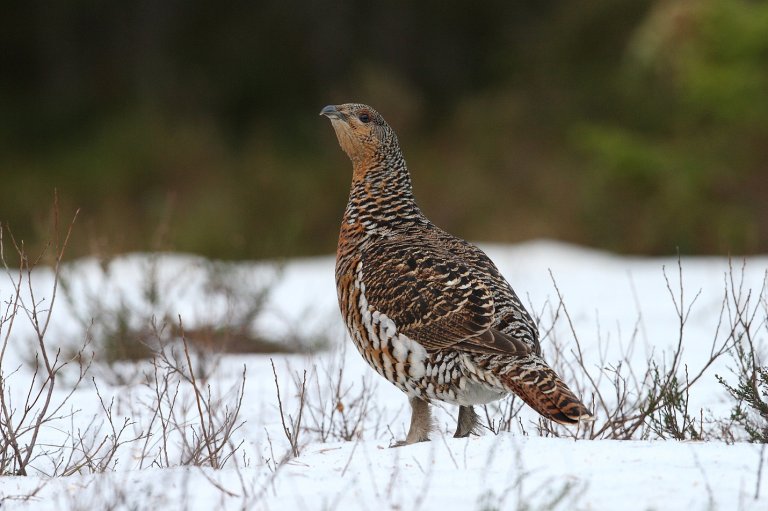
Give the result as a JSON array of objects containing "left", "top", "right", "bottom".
[{"left": 1, "top": 0, "right": 767, "bottom": 262}]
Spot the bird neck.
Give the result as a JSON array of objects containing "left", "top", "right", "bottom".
[{"left": 343, "top": 156, "right": 423, "bottom": 235}]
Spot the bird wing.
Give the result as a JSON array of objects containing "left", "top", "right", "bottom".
[
  {"left": 360, "top": 238, "right": 531, "bottom": 356},
  {"left": 441, "top": 236, "right": 542, "bottom": 355}
]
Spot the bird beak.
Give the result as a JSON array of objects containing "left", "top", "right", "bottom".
[{"left": 320, "top": 105, "right": 342, "bottom": 119}]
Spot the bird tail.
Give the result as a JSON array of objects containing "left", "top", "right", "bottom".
[{"left": 499, "top": 358, "right": 593, "bottom": 425}]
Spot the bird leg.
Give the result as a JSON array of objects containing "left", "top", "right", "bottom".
[
  {"left": 454, "top": 405, "right": 480, "bottom": 438},
  {"left": 392, "top": 397, "right": 432, "bottom": 447}
]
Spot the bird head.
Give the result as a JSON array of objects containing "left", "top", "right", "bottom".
[{"left": 320, "top": 103, "right": 398, "bottom": 167}]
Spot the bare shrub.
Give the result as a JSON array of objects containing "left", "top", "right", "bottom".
[
  {"left": 482, "top": 396, "right": 524, "bottom": 436},
  {"left": 638, "top": 259, "right": 733, "bottom": 440},
  {"left": 302, "top": 345, "right": 381, "bottom": 443},
  {"left": 42, "top": 378, "right": 146, "bottom": 476},
  {"left": 271, "top": 358, "right": 306, "bottom": 458},
  {"left": 716, "top": 263, "right": 768, "bottom": 443},
  {"left": 0, "top": 202, "right": 94, "bottom": 476},
  {"left": 58, "top": 252, "right": 283, "bottom": 376},
  {"left": 522, "top": 257, "right": 745, "bottom": 441},
  {"left": 138, "top": 317, "right": 247, "bottom": 469}
]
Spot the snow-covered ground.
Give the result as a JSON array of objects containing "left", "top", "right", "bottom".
[{"left": 1, "top": 240, "right": 766, "bottom": 510}]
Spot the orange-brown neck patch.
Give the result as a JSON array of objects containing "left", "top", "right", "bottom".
[{"left": 331, "top": 119, "right": 379, "bottom": 180}]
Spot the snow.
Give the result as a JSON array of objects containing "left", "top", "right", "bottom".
[
  {"left": 2, "top": 436, "right": 762, "bottom": 510},
  {"left": 1, "top": 240, "right": 767, "bottom": 510}
]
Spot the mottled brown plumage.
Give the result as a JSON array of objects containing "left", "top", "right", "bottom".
[{"left": 321, "top": 103, "right": 592, "bottom": 445}]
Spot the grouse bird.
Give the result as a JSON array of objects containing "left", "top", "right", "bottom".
[{"left": 321, "top": 103, "right": 592, "bottom": 445}]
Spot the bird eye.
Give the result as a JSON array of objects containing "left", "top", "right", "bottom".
[{"left": 358, "top": 112, "right": 371, "bottom": 123}]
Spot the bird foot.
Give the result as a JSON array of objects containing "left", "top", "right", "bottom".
[
  {"left": 390, "top": 397, "right": 432, "bottom": 447},
  {"left": 453, "top": 405, "right": 481, "bottom": 438},
  {"left": 389, "top": 437, "right": 430, "bottom": 448}
]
